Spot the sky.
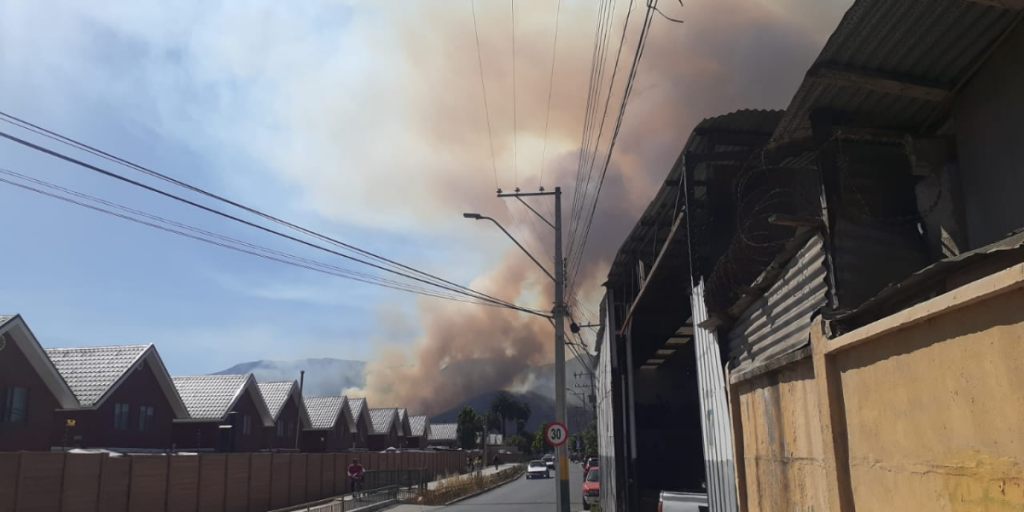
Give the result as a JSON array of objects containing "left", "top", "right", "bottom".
[{"left": 0, "top": 0, "right": 853, "bottom": 411}]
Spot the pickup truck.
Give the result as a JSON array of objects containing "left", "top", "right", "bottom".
[{"left": 657, "top": 491, "right": 709, "bottom": 512}]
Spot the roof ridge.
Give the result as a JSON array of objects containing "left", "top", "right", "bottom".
[{"left": 45, "top": 343, "right": 152, "bottom": 351}]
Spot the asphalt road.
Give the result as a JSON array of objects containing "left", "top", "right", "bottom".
[{"left": 393, "top": 463, "right": 588, "bottom": 512}]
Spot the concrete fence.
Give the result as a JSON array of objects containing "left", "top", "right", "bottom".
[
  {"left": 0, "top": 450, "right": 465, "bottom": 512},
  {"left": 728, "top": 263, "right": 1024, "bottom": 511}
]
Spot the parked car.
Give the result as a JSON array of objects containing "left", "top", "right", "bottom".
[
  {"left": 657, "top": 491, "right": 709, "bottom": 512},
  {"left": 526, "top": 460, "right": 550, "bottom": 479},
  {"left": 582, "top": 467, "right": 600, "bottom": 510},
  {"left": 583, "top": 457, "right": 598, "bottom": 478},
  {"left": 543, "top": 453, "right": 555, "bottom": 468}
]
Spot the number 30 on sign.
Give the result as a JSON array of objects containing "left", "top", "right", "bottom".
[{"left": 545, "top": 422, "right": 568, "bottom": 447}]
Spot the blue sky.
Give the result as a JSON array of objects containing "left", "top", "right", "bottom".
[
  {"left": 0, "top": 0, "right": 850, "bottom": 399},
  {"left": 0, "top": 0, "right": 508, "bottom": 374}
]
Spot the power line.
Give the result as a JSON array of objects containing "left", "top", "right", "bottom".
[
  {"left": 0, "top": 120, "right": 548, "bottom": 317},
  {"left": 537, "top": 0, "right": 564, "bottom": 189},
  {"left": 0, "top": 167, "right": 511, "bottom": 307},
  {"left": 0, "top": 112, "right": 522, "bottom": 310},
  {"left": 470, "top": 0, "right": 500, "bottom": 192},
  {"left": 568, "top": 3, "right": 658, "bottom": 292},
  {"left": 511, "top": 0, "right": 519, "bottom": 189}
]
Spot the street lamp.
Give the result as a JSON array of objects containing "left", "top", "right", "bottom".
[
  {"left": 463, "top": 186, "right": 570, "bottom": 512},
  {"left": 462, "top": 213, "right": 555, "bottom": 282}
]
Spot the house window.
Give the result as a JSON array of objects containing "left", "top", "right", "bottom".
[
  {"left": 138, "top": 406, "right": 155, "bottom": 432},
  {"left": 242, "top": 415, "right": 252, "bottom": 436},
  {"left": 2, "top": 387, "right": 29, "bottom": 423},
  {"left": 277, "top": 420, "right": 285, "bottom": 438},
  {"left": 287, "top": 421, "right": 295, "bottom": 438},
  {"left": 114, "top": 403, "right": 130, "bottom": 430}
]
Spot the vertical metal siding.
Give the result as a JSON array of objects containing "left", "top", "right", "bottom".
[
  {"left": 692, "top": 280, "right": 740, "bottom": 512},
  {"left": 596, "top": 294, "right": 619, "bottom": 512},
  {"left": 727, "top": 234, "right": 828, "bottom": 372}
]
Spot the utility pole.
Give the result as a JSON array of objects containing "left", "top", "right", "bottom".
[{"left": 466, "top": 186, "right": 569, "bottom": 512}]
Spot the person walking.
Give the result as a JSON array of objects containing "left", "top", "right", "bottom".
[{"left": 492, "top": 454, "right": 500, "bottom": 471}]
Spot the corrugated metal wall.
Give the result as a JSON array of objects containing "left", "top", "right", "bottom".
[
  {"left": 691, "top": 280, "right": 740, "bottom": 512},
  {"left": 596, "top": 298, "right": 619, "bottom": 512},
  {"left": 727, "top": 234, "right": 828, "bottom": 373}
]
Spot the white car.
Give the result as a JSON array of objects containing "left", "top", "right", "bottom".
[
  {"left": 526, "top": 460, "right": 550, "bottom": 479},
  {"left": 543, "top": 454, "right": 555, "bottom": 468}
]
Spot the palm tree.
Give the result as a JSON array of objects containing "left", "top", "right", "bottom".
[{"left": 489, "top": 391, "right": 515, "bottom": 437}]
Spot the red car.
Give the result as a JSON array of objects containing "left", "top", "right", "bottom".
[
  {"left": 582, "top": 467, "right": 600, "bottom": 510},
  {"left": 583, "top": 457, "right": 599, "bottom": 478}
]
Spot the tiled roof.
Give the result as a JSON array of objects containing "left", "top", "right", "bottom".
[
  {"left": 172, "top": 374, "right": 251, "bottom": 420},
  {"left": 45, "top": 345, "right": 150, "bottom": 406},
  {"left": 409, "top": 415, "right": 428, "bottom": 437},
  {"left": 369, "top": 408, "right": 396, "bottom": 435},
  {"left": 428, "top": 423, "right": 458, "bottom": 442},
  {"left": 397, "top": 408, "right": 408, "bottom": 423},
  {"left": 257, "top": 381, "right": 297, "bottom": 420},
  {"left": 349, "top": 398, "right": 366, "bottom": 426},
  {"left": 305, "top": 396, "right": 346, "bottom": 430}
]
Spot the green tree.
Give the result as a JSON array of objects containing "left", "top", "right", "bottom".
[
  {"left": 504, "top": 434, "right": 529, "bottom": 453},
  {"left": 532, "top": 422, "right": 549, "bottom": 454},
  {"left": 583, "top": 421, "right": 599, "bottom": 456},
  {"left": 456, "top": 406, "right": 480, "bottom": 450},
  {"left": 514, "top": 401, "right": 531, "bottom": 434}
]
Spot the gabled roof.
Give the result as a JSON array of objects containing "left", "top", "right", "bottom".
[
  {"left": 304, "top": 396, "right": 356, "bottom": 432},
  {"left": 257, "top": 380, "right": 311, "bottom": 428},
  {"left": 44, "top": 343, "right": 189, "bottom": 418},
  {"left": 409, "top": 415, "right": 429, "bottom": 437},
  {"left": 0, "top": 315, "right": 78, "bottom": 409},
  {"left": 396, "top": 408, "right": 412, "bottom": 437},
  {"left": 369, "top": 408, "right": 398, "bottom": 435},
  {"left": 428, "top": 422, "right": 458, "bottom": 442},
  {"left": 172, "top": 374, "right": 274, "bottom": 426}
]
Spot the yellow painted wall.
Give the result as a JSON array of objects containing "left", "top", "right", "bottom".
[
  {"left": 737, "top": 359, "right": 830, "bottom": 512},
  {"left": 837, "top": 288, "right": 1024, "bottom": 511}
]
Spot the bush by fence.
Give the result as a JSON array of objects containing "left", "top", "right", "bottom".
[{"left": 0, "top": 450, "right": 464, "bottom": 512}]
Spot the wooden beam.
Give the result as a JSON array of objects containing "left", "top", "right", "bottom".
[
  {"left": 961, "top": 0, "right": 1024, "bottom": 9},
  {"left": 618, "top": 212, "right": 686, "bottom": 334},
  {"left": 808, "top": 65, "right": 951, "bottom": 102},
  {"left": 768, "top": 213, "right": 823, "bottom": 227}
]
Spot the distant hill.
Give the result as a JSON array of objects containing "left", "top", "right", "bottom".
[
  {"left": 214, "top": 358, "right": 366, "bottom": 397},
  {"left": 431, "top": 390, "right": 592, "bottom": 435},
  {"left": 214, "top": 354, "right": 596, "bottom": 431}
]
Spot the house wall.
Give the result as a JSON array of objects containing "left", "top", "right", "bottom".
[
  {"left": 367, "top": 427, "right": 398, "bottom": 451},
  {"left": 267, "top": 399, "right": 300, "bottom": 451},
  {"left": 352, "top": 418, "right": 369, "bottom": 450},
  {"left": 734, "top": 359, "right": 829, "bottom": 512},
  {"left": 173, "top": 390, "right": 265, "bottom": 452},
  {"left": 53, "top": 359, "right": 175, "bottom": 450},
  {"left": 303, "top": 419, "right": 353, "bottom": 452},
  {"left": 732, "top": 263, "right": 1024, "bottom": 512},
  {"left": 954, "top": 22, "right": 1024, "bottom": 250},
  {"left": 0, "top": 333, "right": 58, "bottom": 451}
]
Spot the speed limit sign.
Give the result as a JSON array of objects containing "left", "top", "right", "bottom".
[{"left": 545, "top": 422, "right": 568, "bottom": 447}]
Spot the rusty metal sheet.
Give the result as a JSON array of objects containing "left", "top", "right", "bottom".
[
  {"left": 269, "top": 454, "right": 290, "bottom": 510},
  {"left": 60, "top": 454, "right": 102, "bottom": 512},
  {"left": 196, "top": 455, "right": 226, "bottom": 512},
  {"left": 16, "top": 453, "right": 64, "bottom": 512},
  {"left": 289, "top": 454, "right": 307, "bottom": 504},
  {"left": 224, "top": 454, "right": 250, "bottom": 512},
  {"left": 128, "top": 456, "right": 168, "bottom": 512},
  {"left": 98, "top": 456, "right": 131, "bottom": 512},
  {"left": 166, "top": 456, "right": 199, "bottom": 512},
  {"left": 306, "top": 454, "right": 323, "bottom": 501},
  {"left": 247, "top": 455, "right": 271, "bottom": 512}
]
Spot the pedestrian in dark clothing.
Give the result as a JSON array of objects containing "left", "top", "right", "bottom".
[{"left": 492, "top": 455, "right": 500, "bottom": 471}]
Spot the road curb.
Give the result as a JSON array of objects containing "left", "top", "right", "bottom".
[{"left": 442, "top": 468, "right": 525, "bottom": 507}]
